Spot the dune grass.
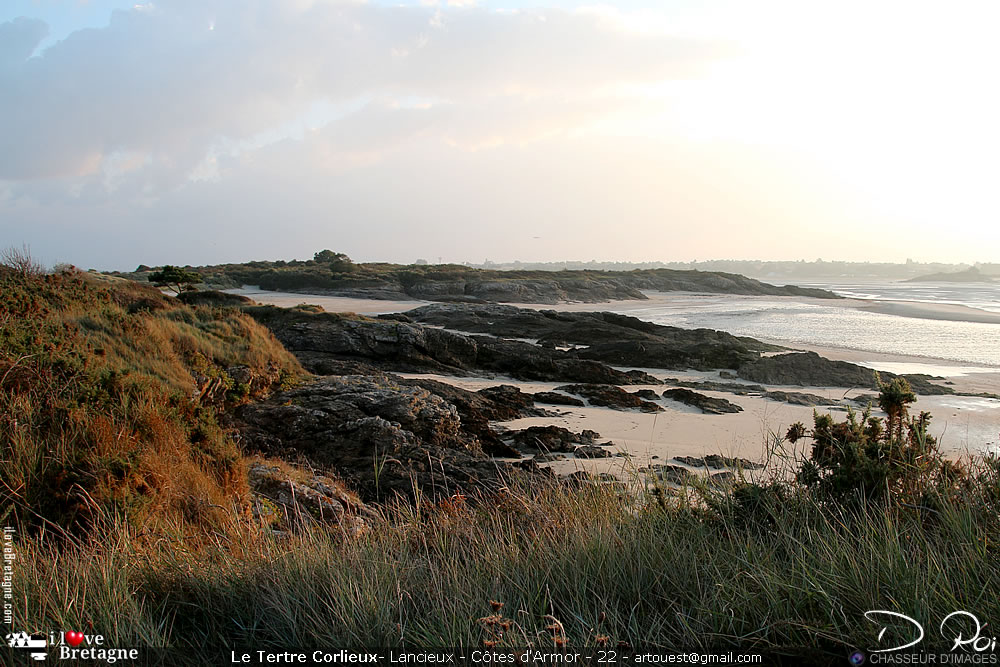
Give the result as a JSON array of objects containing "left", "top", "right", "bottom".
[
  {"left": 9, "top": 464, "right": 1000, "bottom": 659},
  {"left": 0, "top": 267, "right": 303, "bottom": 532}
]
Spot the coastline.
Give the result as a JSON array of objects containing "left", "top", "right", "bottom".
[
  {"left": 857, "top": 299, "right": 1000, "bottom": 324},
  {"left": 228, "top": 286, "right": 1000, "bottom": 462}
]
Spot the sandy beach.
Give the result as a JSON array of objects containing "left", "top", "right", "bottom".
[
  {"left": 229, "top": 287, "right": 1000, "bottom": 466},
  {"left": 398, "top": 369, "right": 999, "bottom": 476},
  {"left": 858, "top": 300, "right": 1000, "bottom": 324}
]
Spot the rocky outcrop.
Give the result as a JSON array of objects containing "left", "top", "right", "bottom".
[
  {"left": 245, "top": 306, "right": 659, "bottom": 385},
  {"left": 235, "top": 374, "right": 536, "bottom": 501},
  {"left": 405, "top": 304, "right": 775, "bottom": 371},
  {"left": 736, "top": 351, "right": 952, "bottom": 394},
  {"left": 662, "top": 388, "right": 742, "bottom": 415},
  {"left": 737, "top": 352, "right": 877, "bottom": 387},
  {"left": 555, "top": 384, "right": 665, "bottom": 412},
  {"left": 663, "top": 378, "right": 765, "bottom": 395},
  {"left": 221, "top": 263, "right": 840, "bottom": 304},
  {"left": 399, "top": 379, "right": 548, "bottom": 457}
]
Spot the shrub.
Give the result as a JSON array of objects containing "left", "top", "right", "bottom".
[{"left": 785, "top": 375, "right": 961, "bottom": 504}]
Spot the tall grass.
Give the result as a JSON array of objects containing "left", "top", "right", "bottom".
[
  {"left": 9, "top": 469, "right": 1000, "bottom": 658},
  {"left": 0, "top": 268, "right": 303, "bottom": 532}
]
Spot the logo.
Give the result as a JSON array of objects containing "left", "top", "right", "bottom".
[
  {"left": 848, "top": 650, "right": 866, "bottom": 665},
  {"left": 865, "top": 610, "right": 998, "bottom": 654},
  {"left": 6, "top": 631, "right": 48, "bottom": 661}
]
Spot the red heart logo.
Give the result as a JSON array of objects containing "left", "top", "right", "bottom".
[{"left": 65, "top": 631, "right": 84, "bottom": 647}]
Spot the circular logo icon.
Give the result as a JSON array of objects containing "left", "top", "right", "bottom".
[{"left": 849, "top": 651, "right": 866, "bottom": 665}]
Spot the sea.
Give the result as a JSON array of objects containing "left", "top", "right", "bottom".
[{"left": 604, "top": 280, "right": 1000, "bottom": 370}]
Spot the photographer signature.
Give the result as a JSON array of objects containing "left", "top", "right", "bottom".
[{"left": 865, "top": 610, "right": 997, "bottom": 653}]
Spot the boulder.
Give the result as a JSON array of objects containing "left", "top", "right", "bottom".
[
  {"left": 641, "top": 465, "right": 696, "bottom": 485},
  {"left": 533, "top": 391, "right": 586, "bottom": 407},
  {"left": 248, "top": 461, "right": 377, "bottom": 535},
  {"left": 574, "top": 444, "right": 613, "bottom": 459},
  {"left": 632, "top": 389, "right": 661, "bottom": 400},
  {"left": 555, "top": 384, "right": 664, "bottom": 412},
  {"left": 504, "top": 426, "right": 600, "bottom": 454},
  {"left": 673, "top": 455, "right": 763, "bottom": 470},
  {"left": 236, "top": 374, "right": 531, "bottom": 501},
  {"left": 662, "top": 388, "right": 742, "bottom": 415}
]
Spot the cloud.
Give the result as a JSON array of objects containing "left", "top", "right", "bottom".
[
  {"left": 0, "top": 1, "right": 724, "bottom": 182},
  {"left": 0, "top": 16, "right": 48, "bottom": 67}
]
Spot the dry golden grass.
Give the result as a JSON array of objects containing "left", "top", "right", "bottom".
[{"left": 1, "top": 269, "right": 303, "bottom": 534}]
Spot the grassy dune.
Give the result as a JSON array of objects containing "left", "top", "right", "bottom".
[{"left": 0, "top": 266, "right": 303, "bottom": 531}]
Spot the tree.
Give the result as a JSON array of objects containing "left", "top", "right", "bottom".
[
  {"left": 312, "top": 249, "right": 355, "bottom": 273},
  {"left": 148, "top": 265, "right": 202, "bottom": 294},
  {"left": 313, "top": 249, "right": 351, "bottom": 264}
]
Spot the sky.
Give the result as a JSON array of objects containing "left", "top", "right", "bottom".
[{"left": 2, "top": 0, "right": 999, "bottom": 270}]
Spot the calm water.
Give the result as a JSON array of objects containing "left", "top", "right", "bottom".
[
  {"left": 801, "top": 280, "right": 1000, "bottom": 314},
  {"left": 610, "top": 281, "right": 1000, "bottom": 368}
]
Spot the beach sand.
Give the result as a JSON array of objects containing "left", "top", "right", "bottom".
[{"left": 399, "top": 370, "right": 999, "bottom": 478}]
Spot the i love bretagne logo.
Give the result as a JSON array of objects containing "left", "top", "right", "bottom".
[{"left": 50, "top": 628, "right": 141, "bottom": 661}]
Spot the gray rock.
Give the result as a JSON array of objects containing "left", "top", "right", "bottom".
[
  {"left": 673, "top": 455, "right": 763, "bottom": 470},
  {"left": 574, "top": 445, "right": 612, "bottom": 459},
  {"left": 556, "top": 384, "right": 664, "bottom": 412},
  {"left": 662, "top": 388, "right": 742, "bottom": 414},
  {"left": 246, "top": 306, "right": 659, "bottom": 385},
  {"left": 248, "top": 461, "right": 377, "bottom": 535},
  {"left": 533, "top": 391, "right": 586, "bottom": 407},
  {"left": 236, "top": 374, "right": 533, "bottom": 501}
]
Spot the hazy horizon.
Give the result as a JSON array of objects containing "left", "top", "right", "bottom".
[{"left": 3, "top": 0, "right": 998, "bottom": 271}]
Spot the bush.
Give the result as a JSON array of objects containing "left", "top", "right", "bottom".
[{"left": 784, "top": 375, "right": 962, "bottom": 504}]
